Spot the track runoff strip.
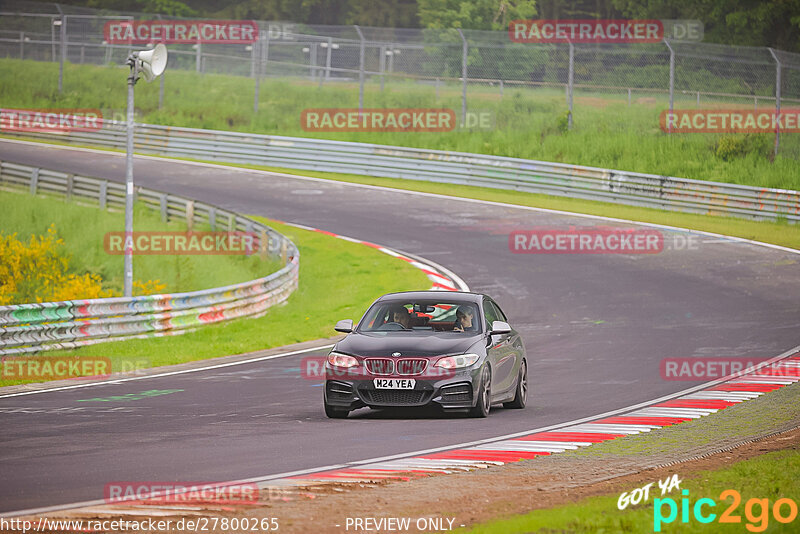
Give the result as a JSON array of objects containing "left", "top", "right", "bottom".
[
  {"left": 283, "top": 221, "right": 469, "bottom": 292},
  {"left": 283, "top": 350, "right": 800, "bottom": 485}
]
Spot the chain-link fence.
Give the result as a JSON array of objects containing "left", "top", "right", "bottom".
[{"left": 2, "top": 0, "right": 800, "bottom": 156}]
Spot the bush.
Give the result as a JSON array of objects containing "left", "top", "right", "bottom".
[{"left": 0, "top": 224, "right": 163, "bottom": 305}]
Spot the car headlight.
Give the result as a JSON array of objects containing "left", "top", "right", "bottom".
[
  {"left": 327, "top": 351, "right": 359, "bottom": 368},
  {"left": 435, "top": 353, "right": 480, "bottom": 369}
]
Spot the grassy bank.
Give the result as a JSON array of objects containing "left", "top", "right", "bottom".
[
  {"left": 464, "top": 447, "right": 800, "bottom": 533},
  {"left": 0, "top": 217, "right": 430, "bottom": 387},
  {"left": 0, "top": 189, "right": 276, "bottom": 295},
  {"left": 1, "top": 58, "right": 798, "bottom": 189}
]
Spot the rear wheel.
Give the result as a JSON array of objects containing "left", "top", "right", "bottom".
[
  {"left": 469, "top": 366, "right": 491, "bottom": 418},
  {"left": 504, "top": 360, "right": 527, "bottom": 409}
]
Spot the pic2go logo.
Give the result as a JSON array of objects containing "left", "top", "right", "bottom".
[{"left": 654, "top": 489, "right": 798, "bottom": 532}]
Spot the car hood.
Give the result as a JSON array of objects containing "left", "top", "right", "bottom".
[{"left": 336, "top": 332, "right": 482, "bottom": 357}]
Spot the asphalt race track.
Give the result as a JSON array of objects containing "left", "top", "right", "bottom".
[{"left": 1, "top": 140, "right": 799, "bottom": 514}]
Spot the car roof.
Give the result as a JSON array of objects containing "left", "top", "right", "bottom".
[{"left": 376, "top": 291, "right": 485, "bottom": 304}]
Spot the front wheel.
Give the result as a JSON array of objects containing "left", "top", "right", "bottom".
[
  {"left": 469, "top": 366, "right": 491, "bottom": 418},
  {"left": 504, "top": 360, "right": 527, "bottom": 409},
  {"left": 324, "top": 397, "right": 349, "bottom": 419}
]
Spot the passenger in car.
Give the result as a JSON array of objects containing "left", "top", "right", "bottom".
[{"left": 453, "top": 306, "right": 476, "bottom": 332}]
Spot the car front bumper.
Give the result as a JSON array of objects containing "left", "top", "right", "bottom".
[{"left": 324, "top": 364, "right": 483, "bottom": 411}]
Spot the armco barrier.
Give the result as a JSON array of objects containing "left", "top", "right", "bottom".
[
  {"left": 0, "top": 160, "right": 299, "bottom": 355},
  {"left": 4, "top": 122, "right": 799, "bottom": 222}
]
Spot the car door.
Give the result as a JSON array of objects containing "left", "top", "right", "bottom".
[{"left": 483, "top": 299, "right": 516, "bottom": 398}]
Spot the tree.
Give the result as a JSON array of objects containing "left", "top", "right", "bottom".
[{"left": 418, "top": 0, "right": 537, "bottom": 30}]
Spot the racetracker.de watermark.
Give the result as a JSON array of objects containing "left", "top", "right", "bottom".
[
  {"left": 103, "top": 232, "right": 259, "bottom": 255},
  {"left": 301, "top": 108, "right": 457, "bottom": 132},
  {"left": 0, "top": 108, "right": 103, "bottom": 133},
  {"left": 104, "top": 482, "right": 259, "bottom": 505},
  {"left": 1, "top": 356, "right": 112, "bottom": 380},
  {"left": 660, "top": 109, "right": 800, "bottom": 133},
  {"left": 509, "top": 19, "right": 663, "bottom": 43},
  {"left": 510, "top": 227, "right": 674, "bottom": 254},
  {"left": 103, "top": 20, "right": 258, "bottom": 44},
  {"left": 661, "top": 358, "right": 800, "bottom": 380}
]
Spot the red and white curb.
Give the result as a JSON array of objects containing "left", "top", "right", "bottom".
[
  {"left": 284, "top": 222, "right": 467, "bottom": 292},
  {"left": 283, "top": 353, "right": 800, "bottom": 483}
]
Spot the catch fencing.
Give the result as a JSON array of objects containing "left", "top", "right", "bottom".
[
  {"left": 4, "top": 121, "right": 798, "bottom": 223},
  {"left": 0, "top": 159, "right": 299, "bottom": 355},
  {"left": 2, "top": 1, "right": 800, "bottom": 155}
]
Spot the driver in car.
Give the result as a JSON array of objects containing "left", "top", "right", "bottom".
[
  {"left": 389, "top": 305, "right": 413, "bottom": 329},
  {"left": 453, "top": 306, "right": 476, "bottom": 332}
]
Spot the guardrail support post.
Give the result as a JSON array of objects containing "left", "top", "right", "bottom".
[
  {"left": 159, "top": 193, "right": 168, "bottom": 221},
  {"left": 458, "top": 29, "right": 468, "bottom": 126},
  {"left": 65, "top": 173, "right": 74, "bottom": 200},
  {"left": 30, "top": 168, "right": 39, "bottom": 195},
  {"left": 99, "top": 181, "right": 108, "bottom": 209},
  {"left": 354, "top": 25, "right": 365, "bottom": 112},
  {"left": 768, "top": 48, "right": 782, "bottom": 158},
  {"left": 19, "top": 31, "right": 24, "bottom": 59},
  {"left": 208, "top": 206, "right": 217, "bottom": 231},
  {"left": 186, "top": 200, "right": 195, "bottom": 231}
]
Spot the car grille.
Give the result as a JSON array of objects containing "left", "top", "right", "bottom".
[
  {"left": 395, "top": 358, "right": 427, "bottom": 375},
  {"left": 365, "top": 358, "right": 429, "bottom": 376},
  {"left": 441, "top": 383, "right": 472, "bottom": 403},
  {"left": 365, "top": 358, "right": 394, "bottom": 375},
  {"left": 360, "top": 389, "right": 430, "bottom": 406}
]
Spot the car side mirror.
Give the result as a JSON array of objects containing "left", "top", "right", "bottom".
[
  {"left": 490, "top": 320, "right": 512, "bottom": 335},
  {"left": 334, "top": 319, "right": 353, "bottom": 333}
]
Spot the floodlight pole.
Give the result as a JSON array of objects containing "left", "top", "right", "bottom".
[{"left": 124, "top": 54, "right": 138, "bottom": 297}]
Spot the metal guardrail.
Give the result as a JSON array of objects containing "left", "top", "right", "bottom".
[
  {"left": 4, "top": 122, "right": 800, "bottom": 222},
  {"left": 0, "top": 160, "right": 299, "bottom": 355}
]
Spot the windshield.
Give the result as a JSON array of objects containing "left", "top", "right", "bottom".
[{"left": 358, "top": 300, "right": 481, "bottom": 333}]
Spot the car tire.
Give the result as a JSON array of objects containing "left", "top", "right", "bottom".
[
  {"left": 324, "top": 398, "right": 349, "bottom": 419},
  {"left": 469, "top": 366, "right": 491, "bottom": 418},
  {"left": 504, "top": 360, "right": 527, "bottom": 409}
]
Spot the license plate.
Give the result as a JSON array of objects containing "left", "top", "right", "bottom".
[{"left": 373, "top": 378, "right": 416, "bottom": 389}]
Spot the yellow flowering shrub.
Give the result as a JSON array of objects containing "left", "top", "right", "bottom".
[{"left": 0, "top": 224, "right": 166, "bottom": 304}]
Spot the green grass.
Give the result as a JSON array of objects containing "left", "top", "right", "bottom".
[
  {"left": 1, "top": 58, "right": 799, "bottom": 189},
  {"left": 0, "top": 189, "right": 276, "bottom": 294},
  {"left": 0, "top": 217, "right": 431, "bottom": 387},
  {"left": 462, "top": 448, "right": 800, "bottom": 533}
]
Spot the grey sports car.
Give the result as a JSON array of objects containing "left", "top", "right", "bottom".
[{"left": 323, "top": 291, "right": 527, "bottom": 418}]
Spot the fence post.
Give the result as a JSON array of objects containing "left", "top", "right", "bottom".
[
  {"left": 159, "top": 71, "right": 164, "bottom": 109},
  {"left": 768, "top": 48, "right": 782, "bottom": 158},
  {"left": 627, "top": 88, "right": 631, "bottom": 106},
  {"left": 567, "top": 42, "right": 574, "bottom": 130},
  {"left": 196, "top": 41, "right": 202, "bottom": 73},
  {"left": 254, "top": 30, "right": 261, "bottom": 113},
  {"left": 379, "top": 45, "right": 386, "bottom": 91},
  {"left": 458, "top": 29, "right": 467, "bottom": 126},
  {"left": 499, "top": 78, "right": 504, "bottom": 98},
  {"left": 354, "top": 25, "right": 365, "bottom": 112},
  {"left": 58, "top": 16, "right": 66, "bottom": 93},
  {"left": 664, "top": 39, "right": 675, "bottom": 134},
  {"left": 19, "top": 31, "right": 24, "bottom": 60},
  {"left": 325, "top": 36, "right": 332, "bottom": 81}
]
